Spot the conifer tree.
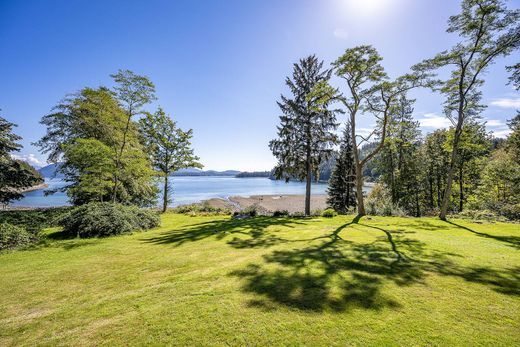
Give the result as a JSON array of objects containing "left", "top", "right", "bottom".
[
  {"left": 0, "top": 114, "right": 43, "bottom": 206},
  {"left": 327, "top": 125, "right": 356, "bottom": 213},
  {"left": 269, "top": 55, "right": 340, "bottom": 216}
]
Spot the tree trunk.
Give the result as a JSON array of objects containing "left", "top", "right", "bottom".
[
  {"left": 459, "top": 164, "right": 463, "bottom": 213},
  {"left": 112, "top": 108, "right": 133, "bottom": 203},
  {"left": 162, "top": 174, "right": 169, "bottom": 213},
  {"left": 355, "top": 163, "right": 365, "bottom": 216},
  {"left": 428, "top": 172, "right": 434, "bottom": 209},
  {"left": 305, "top": 159, "right": 311, "bottom": 216},
  {"left": 439, "top": 125, "right": 462, "bottom": 220}
]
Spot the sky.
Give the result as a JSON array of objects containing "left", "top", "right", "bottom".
[{"left": 1, "top": 0, "right": 519, "bottom": 171}]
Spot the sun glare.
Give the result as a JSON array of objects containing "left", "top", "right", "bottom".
[{"left": 338, "top": 0, "right": 397, "bottom": 17}]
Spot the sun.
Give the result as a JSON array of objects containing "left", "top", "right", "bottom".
[{"left": 338, "top": 0, "right": 396, "bottom": 17}]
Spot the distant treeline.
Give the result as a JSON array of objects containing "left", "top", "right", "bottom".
[{"left": 235, "top": 171, "right": 271, "bottom": 178}]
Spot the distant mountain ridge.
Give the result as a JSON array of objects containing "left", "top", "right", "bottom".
[
  {"left": 38, "top": 164, "right": 242, "bottom": 178},
  {"left": 172, "top": 168, "right": 241, "bottom": 176},
  {"left": 38, "top": 163, "right": 65, "bottom": 178}
]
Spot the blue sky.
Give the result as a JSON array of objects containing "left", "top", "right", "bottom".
[{"left": 1, "top": 0, "right": 519, "bottom": 171}]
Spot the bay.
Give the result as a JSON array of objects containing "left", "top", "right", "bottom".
[{"left": 12, "top": 176, "right": 331, "bottom": 208}]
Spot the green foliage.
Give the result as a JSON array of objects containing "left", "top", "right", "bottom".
[
  {"left": 62, "top": 138, "right": 115, "bottom": 204},
  {"left": 242, "top": 204, "right": 261, "bottom": 217},
  {"left": 375, "top": 94, "right": 423, "bottom": 216},
  {"left": 139, "top": 108, "right": 201, "bottom": 212},
  {"left": 0, "top": 223, "right": 37, "bottom": 251},
  {"left": 0, "top": 115, "right": 43, "bottom": 206},
  {"left": 507, "top": 113, "right": 520, "bottom": 164},
  {"left": 456, "top": 209, "right": 507, "bottom": 222},
  {"left": 412, "top": 0, "right": 520, "bottom": 219},
  {"left": 272, "top": 210, "right": 289, "bottom": 217},
  {"left": 366, "top": 183, "right": 405, "bottom": 217},
  {"left": 269, "top": 55, "right": 340, "bottom": 215},
  {"left": 0, "top": 207, "right": 70, "bottom": 232},
  {"left": 321, "top": 208, "right": 337, "bottom": 218},
  {"left": 37, "top": 84, "right": 157, "bottom": 206},
  {"left": 59, "top": 202, "right": 160, "bottom": 238},
  {"left": 468, "top": 148, "right": 520, "bottom": 220},
  {"left": 171, "top": 202, "right": 232, "bottom": 216},
  {"left": 327, "top": 125, "right": 356, "bottom": 214}
]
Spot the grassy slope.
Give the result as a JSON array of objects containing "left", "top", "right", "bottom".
[{"left": 0, "top": 214, "right": 519, "bottom": 346}]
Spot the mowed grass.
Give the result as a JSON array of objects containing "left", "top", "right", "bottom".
[{"left": 1, "top": 214, "right": 519, "bottom": 346}]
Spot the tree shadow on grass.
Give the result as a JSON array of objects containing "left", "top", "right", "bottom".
[
  {"left": 143, "top": 216, "right": 306, "bottom": 248},
  {"left": 444, "top": 220, "right": 520, "bottom": 250},
  {"left": 230, "top": 217, "right": 520, "bottom": 311},
  {"left": 144, "top": 215, "right": 520, "bottom": 311},
  {"left": 29, "top": 230, "right": 101, "bottom": 251}
]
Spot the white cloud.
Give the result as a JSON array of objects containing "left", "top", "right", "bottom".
[
  {"left": 490, "top": 97, "right": 520, "bottom": 108},
  {"left": 333, "top": 28, "right": 349, "bottom": 39},
  {"left": 491, "top": 129, "right": 511, "bottom": 138},
  {"left": 418, "top": 113, "right": 452, "bottom": 129},
  {"left": 11, "top": 153, "right": 46, "bottom": 168},
  {"left": 356, "top": 127, "right": 376, "bottom": 138},
  {"left": 485, "top": 119, "right": 505, "bottom": 127}
]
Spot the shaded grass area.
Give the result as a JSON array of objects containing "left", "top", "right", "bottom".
[{"left": 0, "top": 213, "right": 519, "bottom": 346}]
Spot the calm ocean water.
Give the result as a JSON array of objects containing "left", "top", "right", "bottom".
[{"left": 12, "top": 176, "right": 330, "bottom": 208}]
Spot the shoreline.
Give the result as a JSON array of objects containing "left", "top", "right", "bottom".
[
  {"left": 19, "top": 183, "right": 49, "bottom": 193},
  {"left": 3, "top": 194, "right": 329, "bottom": 212},
  {"left": 204, "top": 194, "right": 329, "bottom": 213}
]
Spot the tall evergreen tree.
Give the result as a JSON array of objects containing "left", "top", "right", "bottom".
[
  {"left": 376, "top": 94, "right": 423, "bottom": 215},
  {"left": 269, "top": 55, "right": 339, "bottom": 216},
  {"left": 327, "top": 125, "right": 356, "bottom": 213},
  {"left": 313, "top": 45, "right": 425, "bottom": 216},
  {"left": 0, "top": 114, "right": 43, "bottom": 207}
]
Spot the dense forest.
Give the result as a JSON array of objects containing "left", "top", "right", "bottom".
[{"left": 270, "top": 0, "right": 519, "bottom": 218}]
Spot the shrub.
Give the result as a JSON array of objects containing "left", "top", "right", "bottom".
[
  {"left": 290, "top": 211, "right": 305, "bottom": 218},
  {"left": 0, "top": 207, "right": 71, "bottom": 232},
  {"left": 499, "top": 204, "right": 520, "bottom": 221},
  {"left": 272, "top": 210, "right": 289, "bottom": 217},
  {"left": 456, "top": 209, "right": 505, "bottom": 222},
  {"left": 322, "top": 209, "right": 337, "bottom": 218},
  {"left": 0, "top": 223, "right": 37, "bottom": 251},
  {"left": 171, "top": 202, "right": 232, "bottom": 216},
  {"left": 365, "top": 183, "right": 405, "bottom": 216},
  {"left": 59, "top": 202, "right": 160, "bottom": 238},
  {"left": 242, "top": 204, "right": 259, "bottom": 217},
  {"left": 311, "top": 209, "right": 323, "bottom": 217}
]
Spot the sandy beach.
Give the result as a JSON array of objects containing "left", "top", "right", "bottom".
[{"left": 204, "top": 194, "right": 328, "bottom": 213}]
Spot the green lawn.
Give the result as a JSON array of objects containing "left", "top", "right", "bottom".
[{"left": 1, "top": 214, "right": 519, "bottom": 346}]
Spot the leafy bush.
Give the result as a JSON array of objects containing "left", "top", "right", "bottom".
[
  {"left": 272, "top": 210, "right": 289, "bottom": 217},
  {"left": 0, "top": 223, "right": 37, "bottom": 251},
  {"left": 321, "top": 209, "right": 337, "bottom": 218},
  {"left": 171, "top": 202, "right": 232, "bottom": 216},
  {"left": 0, "top": 207, "right": 71, "bottom": 232},
  {"left": 498, "top": 204, "right": 520, "bottom": 221},
  {"left": 290, "top": 211, "right": 305, "bottom": 218},
  {"left": 242, "top": 204, "right": 260, "bottom": 217},
  {"left": 59, "top": 202, "right": 160, "bottom": 238},
  {"left": 311, "top": 209, "right": 324, "bottom": 217},
  {"left": 365, "top": 183, "right": 405, "bottom": 216},
  {"left": 456, "top": 209, "right": 505, "bottom": 222}
]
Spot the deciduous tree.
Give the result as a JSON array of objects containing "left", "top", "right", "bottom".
[
  {"left": 413, "top": 0, "right": 520, "bottom": 220},
  {"left": 139, "top": 108, "right": 202, "bottom": 212}
]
